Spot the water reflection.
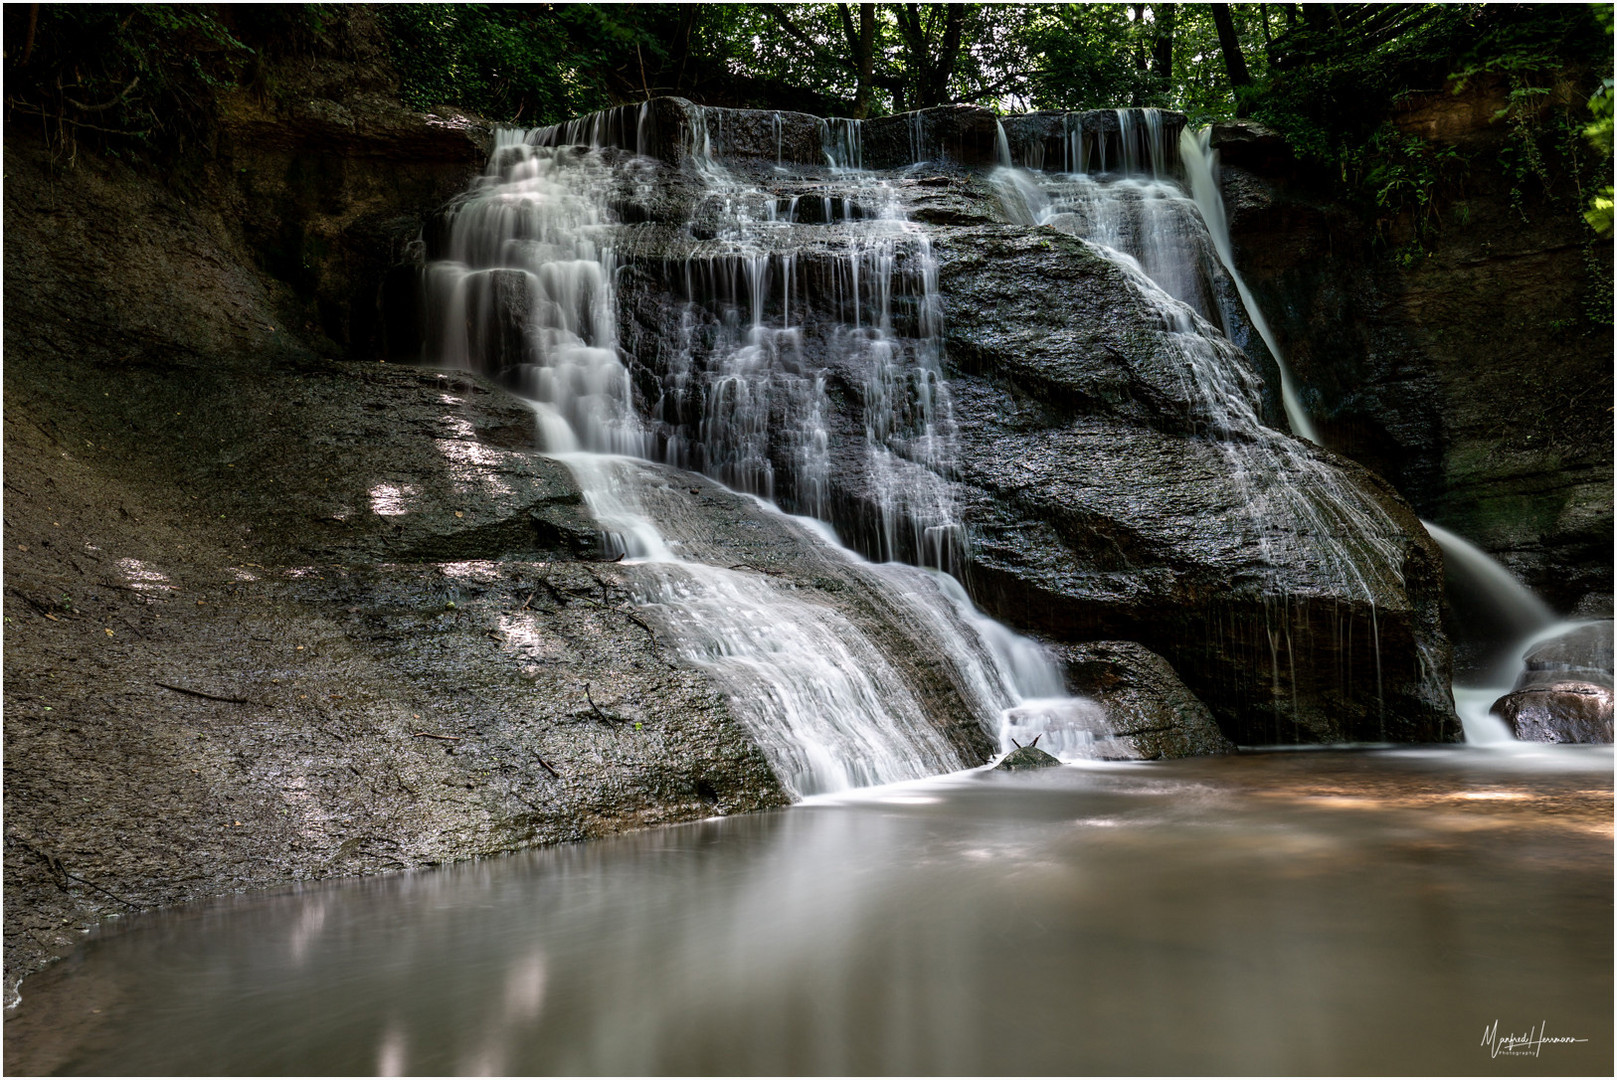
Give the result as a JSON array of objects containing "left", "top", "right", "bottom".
[{"left": 5, "top": 749, "right": 1610, "bottom": 1075}]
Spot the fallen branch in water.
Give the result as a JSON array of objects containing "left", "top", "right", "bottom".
[{"left": 155, "top": 681, "right": 249, "bottom": 704}]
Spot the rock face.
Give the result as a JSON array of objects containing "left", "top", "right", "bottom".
[
  {"left": 2, "top": 126, "right": 787, "bottom": 1003},
  {"left": 934, "top": 225, "right": 1451, "bottom": 745},
  {"left": 1491, "top": 621, "right": 1615, "bottom": 743},
  {"left": 208, "top": 8, "right": 489, "bottom": 360},
  {"left": 1209, "top": 88, "right": 1613, "bottom": 669},
  {"left": 1055, "top": 642, "right": 1237, "bottom": 758}
]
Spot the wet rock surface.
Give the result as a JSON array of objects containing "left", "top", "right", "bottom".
[
  {"left": 932, "top": 227, "right": 1452, "bottom": 745},
  {"left": 1493, "top": 684, "right": 1614, "bottom": 743},
  {"left": 1491, "top": 621, "right": 1615, "bottom": 743},
  {"left": 995, "top": 744, "right": 1063, "bottom": 770},
  {"left": 1, "top": 132, "right": 787, "bottom": 1003},
  {"left": 1055, "top": 642, "right": 1236, "bottom": 759},
  {"left": 444, "top": 98, "right": 1458, "bottom": 748}
]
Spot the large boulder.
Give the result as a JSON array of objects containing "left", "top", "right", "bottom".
[
  {"left": 1055, "top": 642, "right": 1236, "bottom": 758},
  {"left": 1491, "top": 621, "right": 1614, "bottom": 743},
  {"left": 935, "top": 225, "right": 1454, "bottom": 746}
]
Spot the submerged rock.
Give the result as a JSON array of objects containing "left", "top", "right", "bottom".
[{"left": 995, "top": 744, "right": 1063, "bottom": 770}]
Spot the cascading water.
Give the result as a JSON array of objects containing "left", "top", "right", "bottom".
[
  {"left": 1419, "top": 519, "right": 1575, "bottom": 743},
  {"left": 991, "top": 110, "right": 1423, "bottom": 738},
  {"left": 423, "top": 105, "right": 1103, "bottom": 794},
  {"left": 1178, "top": 125, "right": 1319, "bottom": 443},
  {"left": 1177, "top": 120, "right": 1571, "bottom": 744}
]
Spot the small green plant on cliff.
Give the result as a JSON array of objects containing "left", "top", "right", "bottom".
[
  {"left": 1250, "top": 4, "right": 1611, "bottom": 257},
  {"left": 1352, "top": 122, "right": 1468, "bottom": 252},
  {"left": 1582, "top": 77, "right": 1614, "bottom": 237}
]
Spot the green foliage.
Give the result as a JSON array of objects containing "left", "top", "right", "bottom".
[
  {"left": 1583, "top": 42, "right": 1614, "bottom": 238},
  {"left": 376, "top": 4, "right": 623, "bottom": 124},
  {"left": 3, "top": 4, "right": 256, "bottom": 159},
  {"left": 1584, "top": 100, "right": 1615, "bottom": 235},
  {"left": 1021, "top": 4, "right": 1149, "bottom": 111},
  {"left": 1247, "top": 4, "right": 1612, "bottom": 260},
  {"left": 1353, "top": 123, "right": 1468, "bottom": 248}
]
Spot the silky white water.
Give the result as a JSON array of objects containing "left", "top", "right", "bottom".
[
  {"left": 1179, "top": 124, "right": 1321, "bottom": 444},
  {"left": 425, "top": 112, "right": 1101, "bottom": 794}
]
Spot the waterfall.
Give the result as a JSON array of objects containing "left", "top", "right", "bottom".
[
  {"left": 1178, "top": 125, "right": 1320, "bottom": 444},
  {"left": 989, "top": 117, "right": 1408, "bottom": 610},
  {"left": 423, "top": 111, "right": 1103, "bottom": 794},
  {"left": 1420, "top": 520, "right": 1555, "bottom": 643},
  {"left": 1177, "top": 124, "right": 1565, "bottom": 743},
  {"left": 1422, "top": 519, "right": 1567, "bottom": 742},
  {"left": 987, "top": 108, "right": 1462, "bottom": 740}
]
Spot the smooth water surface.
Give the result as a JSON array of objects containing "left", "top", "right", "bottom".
[{"left": 6, "top": 748, "right": 1610, "bottom": 1075}]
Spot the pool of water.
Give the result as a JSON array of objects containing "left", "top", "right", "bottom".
[{"left": 5, "top": 746, "right": 1611, "bottom": 1075}]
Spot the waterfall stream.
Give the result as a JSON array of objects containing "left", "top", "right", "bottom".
[
  {"left": 990, "top": 111, "right": 1420, "bottom": 736},
  {"left": 1000, "top": 110, "right": 1568, "bottom": 746},
  {"left": 424, "top": 112, "right": 1094, "bottom": 795}
]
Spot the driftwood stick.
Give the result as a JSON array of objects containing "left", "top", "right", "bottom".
[
  {"left": 583, "top": 683, "right": 631, "bottom": 726},
  {"left": 61, "top": 869, "right": 140, "bottom": 909},
  {"left": 155, "top": 681, "right": 249, "bottom": 704},
  {"left": 411, "top": 731, "right": 462, "bottom": 741},
  {"left": 620, "top": 607, "right": 657, "bottom": 640}
]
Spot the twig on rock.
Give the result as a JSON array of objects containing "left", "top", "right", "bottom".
[
  {"left": 155, "top": 681, "right": 249, "bottom": 704},
  {"left": 583, "top": 682, "right": 632, "bottom": 726}
]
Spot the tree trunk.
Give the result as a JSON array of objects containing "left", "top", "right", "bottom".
[
  {"left": 1131, "top": 4, "right": 1148, "bottom": 106},
  {"left": 839, "top": 4, "right": 879, "bottom": 118},
  {"left": 1210, "top": 2, "right": 1253, "bottom": 118},
  {"left": 925, "top": 3, "right": 965, "bottom": 108},
  {"left": 897, "top": 2, "right": 965, "bottom": 110},
  {"left": 1152, "top": 4, "right": 1177, "bottom": 94},
  {"left": 856, "top": 4, "right": 876, "bottom": 117}
]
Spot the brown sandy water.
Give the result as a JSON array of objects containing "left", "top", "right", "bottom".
[{"left": 5, "top": 746, "right": 1610, "bottom": 1075}]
